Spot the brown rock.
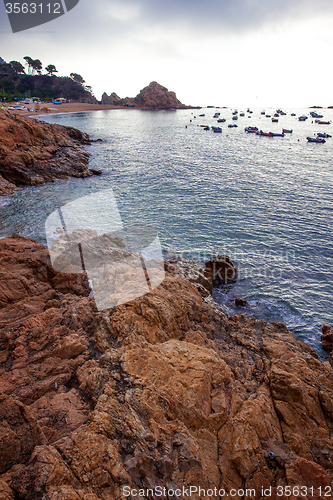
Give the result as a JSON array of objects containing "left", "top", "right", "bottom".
[
  {"left": 1, "top": 236, "right": 333, "bottom": 498},
  {"left": 322, "top": 325, "right": 333, "bottom": 351},
  {"left": 102, "top": 81, "right": 187, "bottom": 109},
  {"left": 0, "top": 174, "right": 17, "bottom": 196},
  {"left": 235, "top": 296, "right": 249, "bottom": 307},
  {"left": 205, "top": 254, "right": 237, "bottom": 283},
  {"left": 134, "top": 81, "right": 185, "bottom": 109},
  {"left": 0, "top": 109, "right": 92, "bottom": 187}
]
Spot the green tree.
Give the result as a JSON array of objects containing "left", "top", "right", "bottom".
[
  {"left": 45, "top": 64, "right": 58, "bottom": 75},
  {"left": 23, "top": 56, "right": 34, "bottom": 74},
  {"left": 10, "top": 60, "right": 25, "bottom": 74},
  {"left": 70, "top": 73, "right": 85, "bottom": 85},
  {"left": 31, "top": 59, "right": 43, "bottom": 75}
]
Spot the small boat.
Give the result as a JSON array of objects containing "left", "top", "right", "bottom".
[
  {"left": 270, "top": 132, "right": 285, "bottom": 137},
  {"left": 274, "top": 113, "right": 279, "bottom": 117},
  {"left": 213, "top": 128, "right": 222, "bottom": 133},
  {"left": 271, "top": 118, "right": 279, "bottom": 123},
  {"left": 280, "top": 112, "right": 286, "bottom": 116},
  {"left": 298, "top": 115, "right": 308, "bottom": 121},
  {"left": 240, "top": 112, "right": 245, "bottom": 117},
  {"left": 217, "top": 118, "right": 226, "bottom": 123},
  {"left": 317, "top": 120, "right": 331, "bottom": 125},
  {"left": 245, "top": 126, "right": 259, "bottom": 133},
  {"left": 317, "top": 133, "right": 331, "bottom": 138},
  {"left": 199, "top": 114, "right": 205, "bottom": 117},
  {"left": 261, "top": 131, "right": 273, "bottom": 137},
  {"left": 228, "top": 124, "right": 238, "bottom": 128},
  {"left": 276, "top": 109, "right": 283, "bottom": 114},
  {"left": 291, "top": 113, "right": 296, "bottom": 116},
  {"left": 310, "top": 112, "right": 323, "bottom": 118},
  {"left": 232, "top": 110, "right": 238, "bottom": 115},
  {"left": 211, "top": 126, "right": 221, "bottom": 131},
  {"left": 266, "top": 115, "right": 271, "bottom": 118},
  {"left": 203, "top": 126, "right": 210, "bottom": 130},
  {"left": 282, "top": 129, "right": 293, "bottom": 134},
  {"left": 232, "top": 115, "right": 238, "bottom": 120},
  {"left": 261, "top": 111, "right": 265, "bottom": 115},
  {"left": 307, "top": 136, "right": 326, "bottom": 143},
  {"left": 200, "top": 124, "right": 209, "bottom": 127}
]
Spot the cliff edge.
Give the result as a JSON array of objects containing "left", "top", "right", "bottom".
[{"left": 0, "top": 236, "right": 333, "bottom": 499}]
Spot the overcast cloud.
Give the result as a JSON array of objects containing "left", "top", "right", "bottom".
[{"left": 1, "top": 0, "right": 333, "bottom": 105}]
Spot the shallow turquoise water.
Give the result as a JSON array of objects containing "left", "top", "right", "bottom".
[{"left": 1, "top": 108, "right": 332, "bottom": 358}]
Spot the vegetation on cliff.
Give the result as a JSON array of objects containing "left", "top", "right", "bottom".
[{"left": 0, "top": 56, "right": 95, "bottom": 102}]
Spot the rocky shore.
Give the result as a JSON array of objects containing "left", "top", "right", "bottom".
[
  {"left": 0, "top": 109, "right": 97, "bottom": 191},
  {"left": 1, "top": 235, "right": 333, "bottom": 499}
]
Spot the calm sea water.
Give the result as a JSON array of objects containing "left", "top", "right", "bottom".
[{"left": 1, "top": 108, "right": 333, "bottom": 358}]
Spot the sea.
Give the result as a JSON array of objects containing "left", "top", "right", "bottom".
[{"left": 1, "top": 107, "right": 332, "bottom": 359}]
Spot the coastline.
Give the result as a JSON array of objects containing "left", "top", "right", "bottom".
[{"left": 3, "top": 101, "right": 197, "bottom": 117}]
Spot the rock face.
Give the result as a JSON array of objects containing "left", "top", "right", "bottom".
[
  {"left": 0, "top": 109, "right": 93, "bottom": 188},
  {"left": 205, "top": 255, "right": 238, "bottom": 283},
  {"left": 102, "top": 81, "right": 186, "bottom": 109},
  {"left": 0, "top": 174, "right": 17, "bottom": 196},
  {"left": 134, "top": 81, "right": 184, "bottom": 108},
  {"left": 1, "top": 235, "right": 333, "bottom": 499},
  {"left": 322, "top": 325, "right": 333, "bottom": 351},
  {"left": 101, "top": 92, "right": 122, "bottom": 106}
]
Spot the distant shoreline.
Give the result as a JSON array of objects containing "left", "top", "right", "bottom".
[{"left": 3, "top": 101, "right": 197, "bottom": 117}]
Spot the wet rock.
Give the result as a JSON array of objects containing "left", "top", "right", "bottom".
[
  {"left": 322, "top": 325, "right": 333, "bottom": 351},
  {"left": 235, "top": 296, "right": 249, "bottom": 307},
  {"left": 205, "top": 254, "right": 237, "bottom": 283},
  {"left": 0, "top": 174, "right": 17, "bottom": 196}
]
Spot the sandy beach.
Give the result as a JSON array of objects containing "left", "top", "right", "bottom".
[{"left": 2, "top": 102, "right": 126, "bottom": 116}]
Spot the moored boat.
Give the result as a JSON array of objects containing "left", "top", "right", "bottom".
[
  {"left": 317, "top": 132, "right": 331, "bottom": 138},
  {"left": 317, "top": 120, "right": 331, "bottom": 125},
  {"left": 282, "top": 129, "right": 293, "bottom": 134},
  {"left": 217, "top": 118, "right": 226, "bottom": 123},
  {"left": 271, "top": 118, "right": 279, "bottom": 123},
  {"left": 270, "top": 132, "right": 285, "bottom": 137},
  {"left": 298, "top": 115, "right": 308, "bottom": 121},
  {"left": 307, "top": 136, "right": 326, "bottom": 143},
  {"left": 245, "top": 126, "right": 259, "bottom": 133}
]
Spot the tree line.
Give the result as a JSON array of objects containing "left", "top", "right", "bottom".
[{"left": 0, "top": 56, "right": 95, "bottom": 103}]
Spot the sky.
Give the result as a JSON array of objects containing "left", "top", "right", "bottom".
[{"left": 1, "top": 0, "right": 333, "bottom": 107}]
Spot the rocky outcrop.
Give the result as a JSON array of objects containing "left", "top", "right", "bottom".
[
  {"left": 1, "top": 235, "right": 333, "bottom": 499},
  {"left": 0, "top": 174, "right": 17, "bottom": 195},
  {"left": 101, "top": 92, "right": 122, "bottom": 106},
  {"left": 0, "top": 109, "right": 94, "bottom": 187},
  {"left": 322, "top": 325, "right": 333, "bottom": 351},
  {"left": 205, "top": 255, "right": 238, "bottom": 283},
  {"left": 134, "top": 81, "right": 184, "bottom": 108},
  {"left": 102, "top": 81, "right": 186, "bottom": 109}
]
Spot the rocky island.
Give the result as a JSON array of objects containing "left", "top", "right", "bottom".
[
  {"left": 0, "top": 109, "right": 97, "bottom": 193},
  {"left": 102, "top": 81, "right": 187, "bottom": 109},
  {"left": 1, "top": 236, "right": 333, "bottom": 499}
]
